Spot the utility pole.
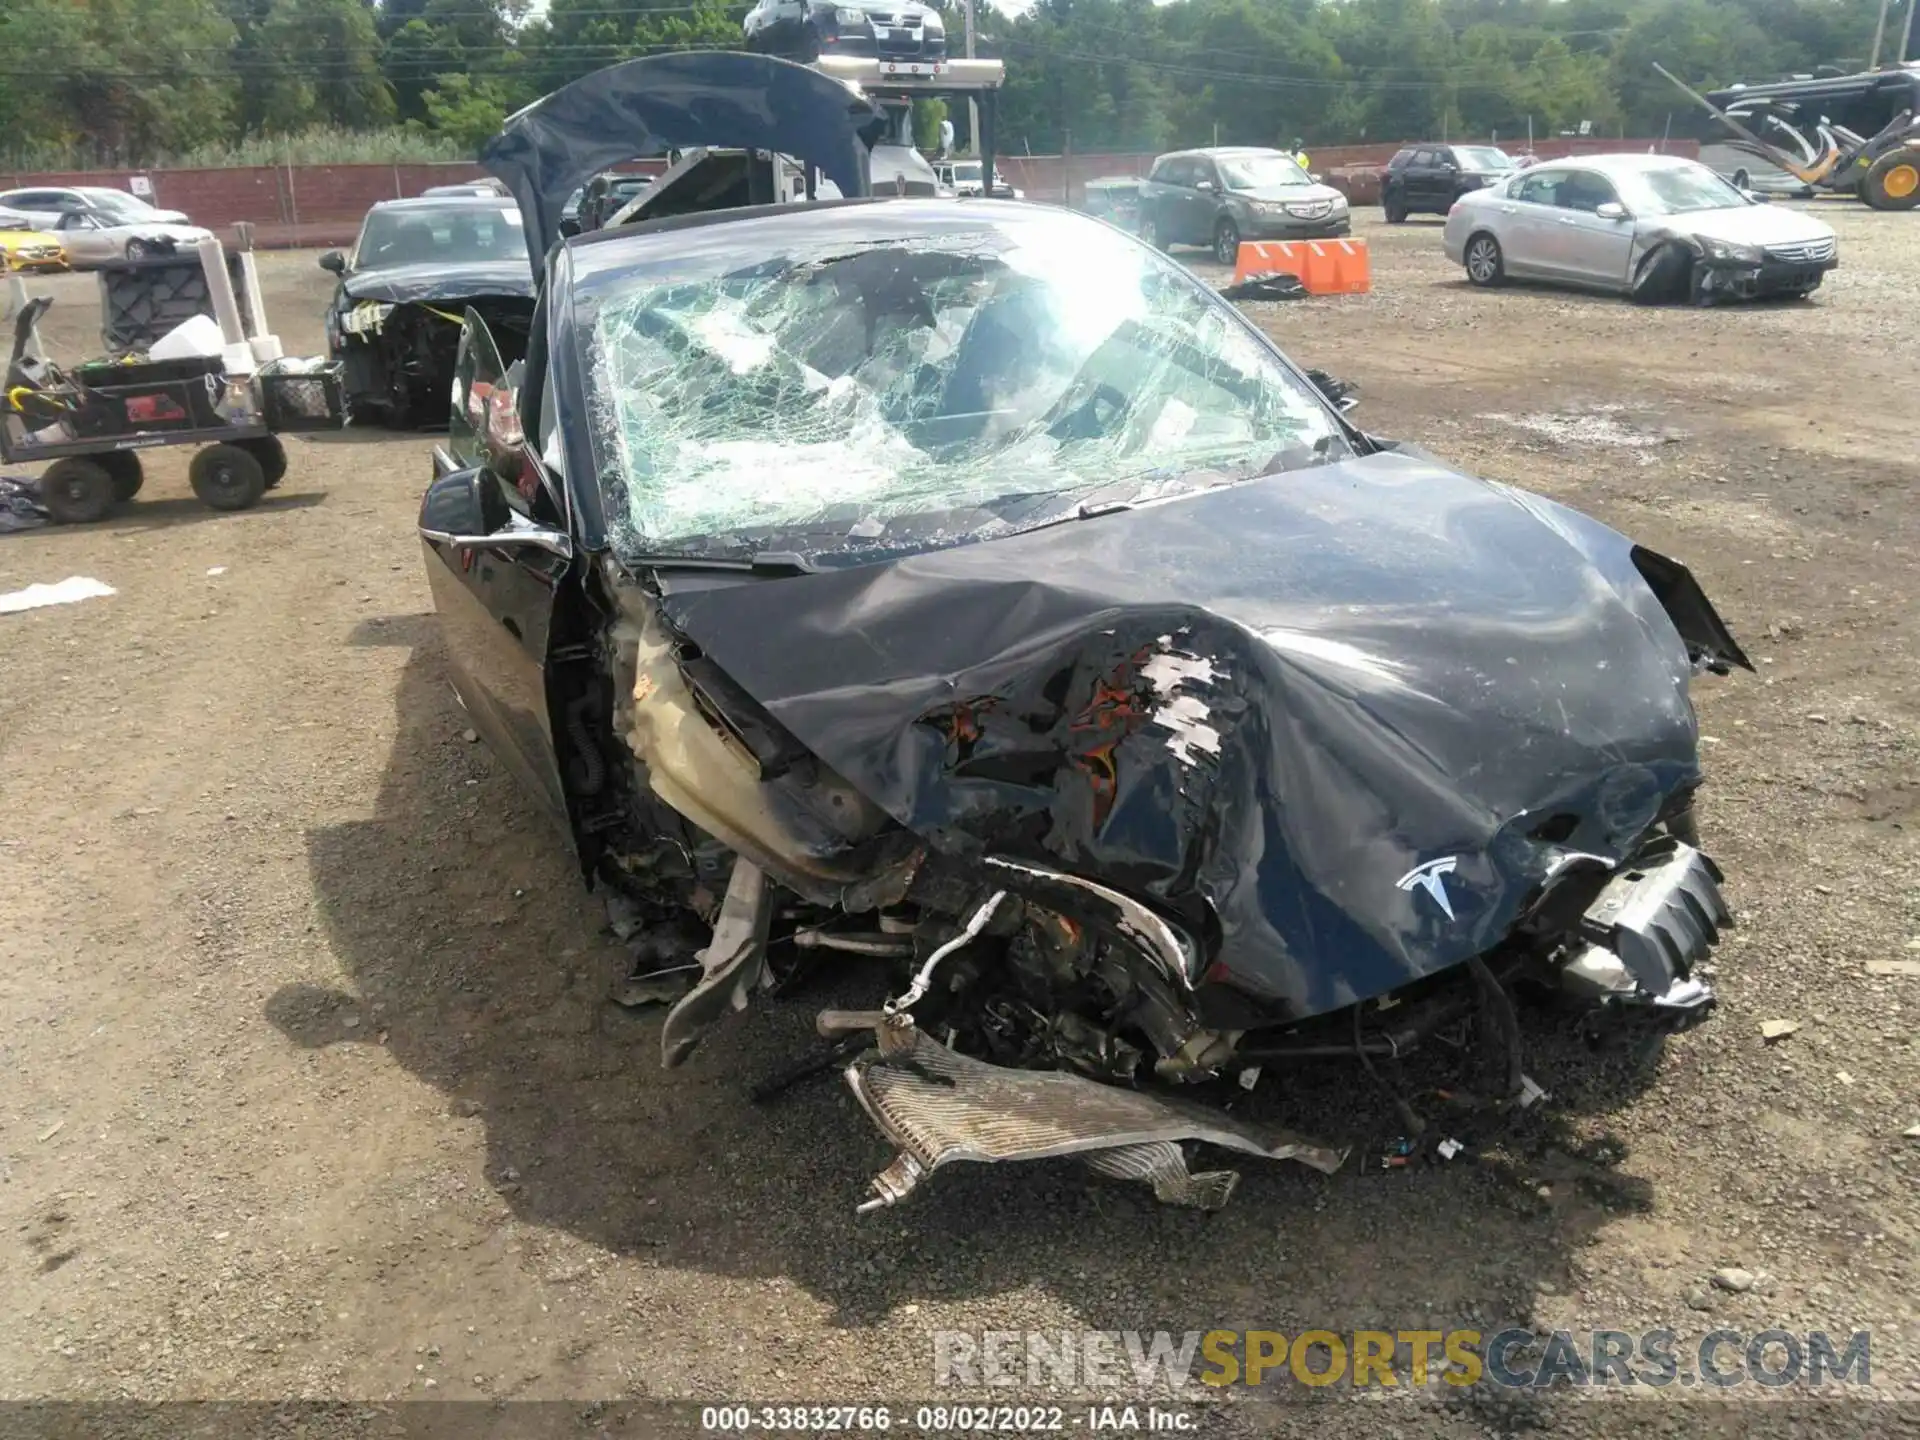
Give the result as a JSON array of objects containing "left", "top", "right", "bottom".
[
  {"left": 1900, "top": 0, "right": 1918, "bottom": 66},
  {"left": 963, "top": 0, "right": 979, "bottom": 168},
  {"left": 1869, "top": 0, "right": 1892, "bottom": 67}
]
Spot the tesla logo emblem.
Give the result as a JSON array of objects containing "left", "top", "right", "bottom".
[{"left": 1397, "top": 857, "right": 1459, "bottom": 920}]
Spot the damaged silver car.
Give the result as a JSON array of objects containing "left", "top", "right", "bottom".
[
  {"left": 418, "top": 53, "right": 1751, "bottom": 1216},
  {"left": 1445, "top": 152, "right": 1838, "bottom": 303}
]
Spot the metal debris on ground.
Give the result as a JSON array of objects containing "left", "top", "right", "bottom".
[
  {"left": 1436, "top": 1137, "right": 1465, "bottom": 1161},
  {"left": 1517, "top": 1073, "right": 1548, "bottom": 1109}
]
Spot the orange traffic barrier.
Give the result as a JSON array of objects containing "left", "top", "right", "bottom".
[{"left": 1232, "top": 237, "right": 1371, "bottom": 295}]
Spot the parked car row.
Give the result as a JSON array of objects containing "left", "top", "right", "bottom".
[
  {"left": 1067, "top": 141, "right": 1839, "bottom": 309},
  {"left": 0, "top": 186, "right": 209, "bottom": 267}
]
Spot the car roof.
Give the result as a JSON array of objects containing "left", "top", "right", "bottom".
[
  {"left": 371, "top": 195, "right": 519, "bottom": 215},
  {"left": 1163, "top": 146, "right": 1292, "bottom": 159},
  {"left": 1526, "top": 153, "right": 1702, "bottom": 176}
]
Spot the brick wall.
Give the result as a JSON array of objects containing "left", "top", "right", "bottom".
[{"left": 3, "top": 140, "right": 1698, "bottom": 246}]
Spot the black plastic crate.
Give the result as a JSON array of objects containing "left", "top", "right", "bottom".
[
  {"left": 95, "top": 253, "right": 256, "bottom": 358},
  {"left": 66, "top": 361, "right": 227, "bottom": 438},
  {"left": 259, "top": 362, "right": 346, "bottom": 433}
]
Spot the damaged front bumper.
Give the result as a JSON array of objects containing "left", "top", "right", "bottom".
[
  {"left": 1556, "top": 837, "right": 1729, "bottom": 1025},
  {"left": 1694, "top": 254, "right": 1836, "bottom": 302}
]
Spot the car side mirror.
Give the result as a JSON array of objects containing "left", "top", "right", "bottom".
[
  {"left": 1194, "top": 179, "right": 1215, "bottom": 192},
  {"left": 1595, "top": 202, "right": 1630, "bottom": 221},
  {"left": 318, "top": 249, "right": 346, "bottom": 273},
  {"left": 419, "top": 463, "right": 572, "bottom": 560},
  {"left": 420, "top": 465, "right": 507, "bottom": 539},
  {"left": 558, "top": 217, "right": 582, "bottom": 238}
]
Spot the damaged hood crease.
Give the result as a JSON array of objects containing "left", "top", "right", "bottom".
[{"left": 660, "top": 450, "right": 1718, "bottom": 1020}]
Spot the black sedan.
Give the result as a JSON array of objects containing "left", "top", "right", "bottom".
[
  {"left": 320, "top": 196, "right": 537, "bottom": 428},
  {"left": 424, "top": 194, "right": 1749, "bottom": 1204}
]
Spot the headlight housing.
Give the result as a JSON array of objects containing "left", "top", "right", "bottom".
[{"left": 1697, "top": 236, "right": 1765, "bottom": 265}]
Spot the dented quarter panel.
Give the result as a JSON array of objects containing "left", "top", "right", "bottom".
[{"left": 657, "top": 449, "right": 1723, "bottom": 1022}]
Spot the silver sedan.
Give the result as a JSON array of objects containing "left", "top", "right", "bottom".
[
  {"left": 47, "top": 206, "right": 213, "bottom": 267},
  {"left": 1443, "top": 153, "right": 1838, "bottom": 303}
]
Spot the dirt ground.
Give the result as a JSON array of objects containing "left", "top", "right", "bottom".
[{"left": 1, "top": 214, "right": 1915, "bottom": 1437}]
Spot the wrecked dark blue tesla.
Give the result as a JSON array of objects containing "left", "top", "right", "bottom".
[{"left": 418, "top": 52, "right": 1750, "bottom": 1215}]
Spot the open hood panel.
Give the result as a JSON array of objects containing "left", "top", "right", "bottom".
[
  {"left": 481, "top": 50, "right": 885, "bottom": 263},
  {"left": 656, "top": 451, "right": 1735, "bottom": 1020}
]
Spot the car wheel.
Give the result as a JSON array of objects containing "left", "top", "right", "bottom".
[
  {"left": 1383, "top": 194, "right": 1407, "bottom": 224},
  {"left": 189, "top": 443, "right": 267, "bottom": 512},
  {"left": 124, "top": 238, "right": 151, "bottom": 260},
  {"left": 39, "top": 458, "right": 116, "bottom": 524},
  {"left": 237, "top": 434, "right": 288, "bottom": 489},
  {"left": 1860, "top": 150, "right": 1920, "bottom": 211},
  {"left": 1138, "top": 213, "right": 1165, "bottom": 251},
  {"left": 1463, "top": 232, "right": 1505, "bottom": 286},
  {"left": 97, "top": 450, "right": 144, "bottom": 503},
  {"left": 1213, "top": 217, "right": 1241, "bottom": 267}
]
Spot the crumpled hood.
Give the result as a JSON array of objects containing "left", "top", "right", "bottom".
[
  {"left": 341, "top": 261, "right": 538, "bottom": 304},
  {"left": 656, "top": 450, "right": 1722, "bottom": 1020},
  {"left": 1668, "top": 203, "right": 1834, "bottom": 249}
]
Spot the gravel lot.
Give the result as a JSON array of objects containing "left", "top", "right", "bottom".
[{"left": 1, "top": 208, "right": 1915, "bottom": 1438}]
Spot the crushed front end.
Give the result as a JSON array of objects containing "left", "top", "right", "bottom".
[
  {"left": 334, "top": 296, "right": 533, "bottom": 425},
  {"left": 574, "top": 452, "right": 1750, "bottom": 1216}
]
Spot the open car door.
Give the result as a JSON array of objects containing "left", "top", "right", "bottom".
[{"left": 416, "top": 310, "right": 575, "bottom": 842}]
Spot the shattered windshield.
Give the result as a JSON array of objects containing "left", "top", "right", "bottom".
[
  {"left": 577, "top": 216, "right": 1350, "bottom": 561},
  {"left": 1217, "top": 153, "right": 1311, "bottom": 189},
  {"left": 1619, "top": 164, "right": 1751, "bottom": 216},
  {"left": 354, "top": 204, "right": 529, "bottom": 270}
]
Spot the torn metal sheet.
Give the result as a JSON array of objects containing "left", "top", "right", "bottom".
[{"left": 845, "top": 1024, "right": 1345, "bottom": 1213}]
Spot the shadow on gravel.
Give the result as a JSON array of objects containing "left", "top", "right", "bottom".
[{"left": 286, "top": 626, "right": 1666, "bottom": 1346}]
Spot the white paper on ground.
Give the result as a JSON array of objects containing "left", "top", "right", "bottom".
[{"left": 0, "top": 576, "right": 116, "bottom": 614}]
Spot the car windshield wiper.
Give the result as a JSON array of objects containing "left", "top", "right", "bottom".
[{"left": 627, "top": 551, "right": 817, "bottom": 576}]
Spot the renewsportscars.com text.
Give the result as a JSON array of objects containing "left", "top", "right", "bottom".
[{"left": 932, "top": 1328, "right": 1872, "bottom": 1391}]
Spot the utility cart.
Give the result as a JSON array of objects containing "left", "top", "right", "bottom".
[{"left": 3, "top": 284, "right": 345, "bottom": 526}]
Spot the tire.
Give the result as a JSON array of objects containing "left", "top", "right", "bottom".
[
  {"left": 1213, "top": 217, "right": 1241, "bottom": 267},
  {"left": 1383, "top": 193, "right": 1407, "bottom": 224},
  {"left": 124, "top": 238, "right": 152, "bottom": 260},
  {"left": 98, "top": 449, "right": 144, "bottom": 503},
  {"left": 1860, "top": 150, "right": 1920, "bottom": 211},
  {"left": 1463, "top": 232, "right": 1505, "bottom": 287},
  {"left": 1138, "top": 212, "right": 1165, "bottom": 251},
  {"left": 188, "top": 443, "right": 267, "bottom": 512},
  {"left": 237, "top": 434, "right": 287, "bottom": 489},
  {"left": 39, "top": 457, "right": 116, "bottom": 524}
]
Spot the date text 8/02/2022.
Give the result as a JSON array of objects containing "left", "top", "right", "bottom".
[
  {"left": 930, "top": 1328, "right": 1875, "bottom": 1390},
  {"left": 699, "top": 1405, "right": 1195, "bottom": 1432}
]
